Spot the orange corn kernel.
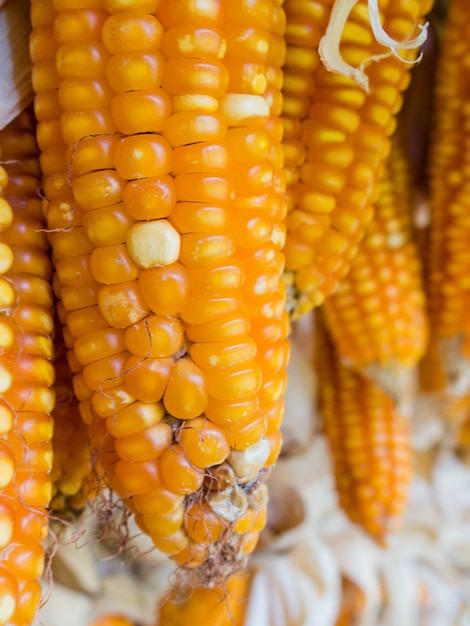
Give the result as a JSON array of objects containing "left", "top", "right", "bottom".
[
  {"left": 184, "top": 502, "right": 227, "bottom": 543},
  {"left": 171, "top": 141, "right": 230, "bottom": 176},
  {"left": 224, "top": 411, "right": 267, "bottom": 450},
  {"left": 162, "top": 112, "right": 227, "bottom": 148},
  {"left": 83, "top": 203, "right": 135, "bottom": 247},
  {"left": 163, "top": 358, "right": 208, "bottom": 420},
  {"left": 114, "top": 422, "right": 173, "bottom": 463},
  {"left": 169, "top": 202, "right": 228, "bottom": 233},
  {"left": 82, "top": 351, "right": 129, "bottom": 391},
  {"left": 159, "top": 444, "right": 204, "bottom": 495},
  {"left": 91, "top": 384, "right": 135, "bottom": 418},
  {"left": 179, "top": 417, "right": 230, "bottom": 468},
  {"left": 122, "top": 174, "right": 176, "bottom": 221},
  {"left": 186, "top": 313, "right": 251, "bottom": 343},
  {"left": 138, "top": 504, "right": 185, "bottom": 537},
  {"left": 138, "top": 263, "right": 189, "bottom": 316},
  {"left": 190, "top": 337, "right": 257, "bottom": 371},
  {"left": 204, "top": 396, "right": 259, "bottom": 428},
  {"left": 124, "top": 314, "right": 184, "bottom": 358},
  {"left": 74, "top": 328, "right": 126, "bottom": 365},
  {"left": 186, "top": 262, "right": 244, "bottom": 293},
  {"left": 160, "top": 24, "right": 225, "bottom": 59},
  {"left": 124, "top": 355, "right": 173, "bottom": 404},
  {"left": 205, "top": 362, "right": 262, "bottom": 401},
  {"left": 105, "top": 51, "right": 164, "bottom": 93},
  {"left": 106, "top": 400, "right": 165, "bottom": 438},
  {"left": 114, "top": 134, "right": 172, "bottom": 180},
  {"left": 98, "top": 281, "right": 150, "bottom": 329},
  {"left": 111, "top": 88, "right": 171, "bottom": 135},
  {"left": 179, "top": 233, "right": 234, "bottom": 268},
  {"left": 101, "top": 13, "right": 163, "bottom": 55},
  {"left": 90, "top": 244, "right": 139, "bottom": 285},
  {"left": 133, "top": 484, "right": 184, "bottom": 517},
  {"left": 114, "top": 458, "right": 161, "bottom": 496}
]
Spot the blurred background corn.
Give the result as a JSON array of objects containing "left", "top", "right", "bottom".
[
  {"left": 283, "top": 0, "right": 433, "bottom": 319},
  {"left": 0, "top": 110, "right": 54, "bottom": 626},
  {"left": 425, "top": 0, "right": 470, "bottom": 402},
  {"left": 323, "top": 130, "right": 428, "bottom": 405},
  {"left": 30, "top": 0, "right": 288, "bottom": 585},
  {"left": 49, "top": 327, "right": 95, "bottom": 518},
  {"left": 315, "top": 312, "right": 411, "bottom": 545}
]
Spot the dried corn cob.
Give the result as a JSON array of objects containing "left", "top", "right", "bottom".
[
  {"left": 323, "top": 132, "right": 428, "bottom": 405},
  {"left": 315, "top": 312, "right": 411, "bottom": 544},
  {"left": 30, "top": 0, "right": 288, "bottom": 584},
  {"left": 426, "top": 0, "right": 470, "bottom": 399},
  {"left": 49, "top": 329, "right": 95, "bottom": 517},
  {"left": 0, "top": 110, "right": 54, "bottom": 625},
  {"left": 158, "top": 570, "right": 249, "bottom": 626},
  {"left": 283, "top": 0, "right": 432, "bottom": 318}
]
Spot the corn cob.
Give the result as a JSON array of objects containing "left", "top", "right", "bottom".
[
  {"left": 425, "top": 0, "right": 470, "bottom": 399},
  {"left": 315, "top": 312, "right": 411, "bottom": 544},
  {"left": 49, "top": 329, "right": 95, "bottom": 517},
  {"left": 283, "top": 0, "right": 432, "bottom": 319},
  {"left": 323, "top": 132, "right": 428, "bottom": 405},
  {"left": 30, "top": 0, "right": 288, "bottom": 584},
  {"left": 0, "top": 110, "right": 54, "bottom": 625},
  {"left": 158, "top": 570, "right": 249, "bottom": 626}
]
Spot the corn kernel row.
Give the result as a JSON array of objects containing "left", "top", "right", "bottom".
[
  {"left": 284, "top": 0, "right": 433, "bottom": 318},
  {"left": 426, "top": 0, "right": 470, "bottom": 397},
  {"left": 324, "top": 132, "right": 428, "bottom": 400},
  {"left": 0, "top": 111, "right": 54, "bottom": 626}
]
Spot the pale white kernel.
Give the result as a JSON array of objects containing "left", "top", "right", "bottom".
[
  {"left": 126, "top": 220, "right": 180, "bottom": 269},
  {"left": 229, "top": 438, "right": 270, "bottom": 481}
]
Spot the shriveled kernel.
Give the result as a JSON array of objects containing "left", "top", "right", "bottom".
[
  {"left": 126, "top": 220, "right": 181, "bottom": 269},
  {"left": 229, "top": 438, "right": 270, "bottom": 481}
]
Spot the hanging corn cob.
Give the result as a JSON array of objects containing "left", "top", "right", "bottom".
[
  {"left": 425, "top": 0, "right": 470, "bottom": 401},
  {"left": 323, "top": 131, "right": 428, "bottom": 406},
  {"left": 30, "top": 0, "right": 288, "bottom": 585},
  {"left": 283, "top": 0, "right": 432, "bottom": 319},
  {"left": 0, "top": 110, "right": 54, "bottom": 625},
  {"left": 158, "top": 570, "right": 249, "bottom": 626},
  {"left": 315, "top": 312, "right": 411, "bottom": 545},
  {"left": 50, "top": 329, "right": 95, "bottom": 517}
]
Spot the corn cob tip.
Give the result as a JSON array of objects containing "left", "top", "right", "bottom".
[
  {"left": 362, "top": 363, "right": 418, "bottom": 418},
  {"left": 319, "top": 0, "right": 429, "bottom": 91}
]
